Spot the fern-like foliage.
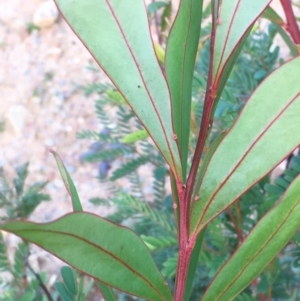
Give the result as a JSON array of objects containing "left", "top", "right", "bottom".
[
  {"left": 0, "top": 164, "right": 52, "bottom": 300},
  {"left": 0, "top": 163, "right": 51, "bottom": 220}
]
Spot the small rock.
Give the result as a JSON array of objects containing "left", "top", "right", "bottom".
[{"left": 33, "top": 1, "right": 59, "bottom": 29}]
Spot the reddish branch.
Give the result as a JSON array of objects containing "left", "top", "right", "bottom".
[
  {"left": 174, "top": 4, "right": 219, "bottom": 300},
  {"left": 280, "top": 0, "right": 300, "bottom": 44}
]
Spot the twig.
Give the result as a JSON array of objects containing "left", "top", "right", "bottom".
[
  {"left": 26, "top": 260, "right": 54, "bottom": 301},
  {"left": 280, "top": 0, "right": 300, "bottom": 44}
]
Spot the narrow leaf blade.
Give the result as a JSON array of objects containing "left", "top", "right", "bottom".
[
  {"left": 201, "top": 175, "right": 300, "bottom": 301},
  {"left": 212, "top": 0, "right": 271, "bottom": 84},
  {"left": 97, "top": 281, "right": 117, "bottom": 301},
  {"left": 165, "top": 0, "right": 203, "bottom": 178},
  {"left": 54, "top": 0, "right": 182, "bottom": 180},
  {"left": 51, "top": 150, "right": 82, "bottom": 211},
  {"left": 191, "top": 57, "right": 300, "bottom": 234},
  {"left": 0, "top": 212, "right": 172, "bottom": 301}
]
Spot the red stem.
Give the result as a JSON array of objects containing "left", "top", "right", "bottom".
[
  {"left": 173, "top": 3, "right": 219, "bottom": 299},
  {"left": 280, "top": 0, "right": 300, "bottom": 44}
]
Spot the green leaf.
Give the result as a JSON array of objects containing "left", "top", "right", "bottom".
[
  {"left": 51, "top": 150, "right": 82, "bottom": 211},
  {"left": 97, "top": 281, "right": 117, "bottom": 301},
  {"left": 191, "top": 57, "right": 300, "bottom": 235},
  {"left": 0, "top": 212, "right": 172, "bottom": 301},
  {"left": 201, "top": 175, "right": 300, "bottom": 301},
  {"left": 61, "top": 266, "right": 77, "bottom": 295},
  {"left": 261, "top": 5, "right": 284, "bottom": 25},
  {"left": 272, "top": 23, "right": 299, "bottom": 57},
  {"left": 193, "top": 131, "right": 226, "bottom": 200},
  {"left": 55, "top": 282, "right": 75, "bottom": 301},
  {"left": 165, "top": 0, "right": 203, "bottom": 178},
  {"left": 184, "top": 228, "right": 206, "bottom": 301},
  {"left": 212, "top": 0, "right": 271, "bottom": 85},
  {"left": 54, "top": 0, "right": 182, "bottom": 180},
  {"left": 123, "top": 129, "right": 149, "bottom": 144}
]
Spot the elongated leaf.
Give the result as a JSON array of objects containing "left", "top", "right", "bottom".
[
  {"left": 51, "top": 150, "right": 82, "bottom": 211},
  {"left": 97, "top": 281, "right": 116, "bottom": 301},
  {"left": 54, "top": 0, "right": 182, "bottom": 180},
  {"left": 0, "top": 212, "right": 172, "bottom": 301},
  {"left": 184, "top": 228, "right": 206, "bottom": 301},
  {"left": 212, "top": 0, "right": 271, "bottom": 85},
  {"left": 61, "top": 266, "right": 77, "bottom": 296},
  {"left": 55, "top": 282, "right": 75, "bottom": 301},
  {"left": 261, "top": 5, "right": 284, "bottom": 25},
  {"left": 193, "top": 131, "right": 226, "bottom": 200},
  {"left": 272, "top": 23, "right": 299, "bottom": 57},
  {"left": 165, "top": 0, "right": 203, "bottom": 178},
  {"left": 191, "top": 57, "right": 300, "bottom": 235},
  {"left": 201, "top": 175, "right": 300, "bottom": 301}
]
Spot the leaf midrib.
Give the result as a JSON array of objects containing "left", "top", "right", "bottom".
[{"left": 14, "top": 227, "right": 167, "bottom": 301}]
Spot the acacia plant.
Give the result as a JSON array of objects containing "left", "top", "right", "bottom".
[{"left": 1, "top": 1, "right": 300, "bottom": 300}]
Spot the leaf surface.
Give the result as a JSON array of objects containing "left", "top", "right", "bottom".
[
  {"left": 54, "top": 0, "right": 182, "bottom": 180},
  {"left": 0, "top": 212, "right": 172, "bottom": 301},
  {"left": 201, "top": 175, "right": 300, "bottom": 301},
  {"left": 191, "top": 57, "right": 300, "bottom": 235},
  {"left": 212, "top": 0, "right": 271, "bottom": 85},
  {"left": 165, "top": 0, "right": 203, "bottom": 178}
]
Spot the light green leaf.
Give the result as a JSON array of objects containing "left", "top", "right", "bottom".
[
  {"left": 123, "top": 129, "right": 149, "bottom": 144},
  {"left": 51, "top": 150, "right": 82, "bottom": 211},
  {"left": 201, "top": 175, "right": 300, "bottom": 301},
  {"left": 212, "top": 0, "right": 271, "bottom": 85},
  {"left": 191, "top": 57, "right": 300, "bottom": 235},
  {"left": 165, "top": 0, "right": 203, "bottom": 178},
  {"left": 0, "top": 213, "right": 172, "bottom": 301},
  {"left": 54, "top": 0, "right": 182, "bottom": 180}
]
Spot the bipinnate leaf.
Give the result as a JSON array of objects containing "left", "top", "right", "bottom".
[
  {"left": 0, "top": 212, "right": 172, "bottom": 301},
  {"left": 201, "top": 175, "right": 300, "bottom": 301},
  {"left": 51, "top": 150, "right": 82, "bottom": 211},
  {"left": 165, "top": 0, "right": 203, "bottom": 178},
  {"left": 212, "top": 0, "right": 271, "bottom": 86},
  {"left": 191, "top": 57, "right": 300, "bottom": 235},
  {"left": 54, "top": 0, "right": 182, "bottom": 180}
]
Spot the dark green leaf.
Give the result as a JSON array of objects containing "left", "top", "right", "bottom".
[
  {"left": 61, "top": 266, "right": 77, "bottom": 295},
  {"left": 55, "top": 282, "right": 75, "bottom": 301},
  {"left": 97, "top": 281, "right": 117, "bottom": 301},
  {"left": 165, "top": 0, "right": 203, "bottom": 178}
]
